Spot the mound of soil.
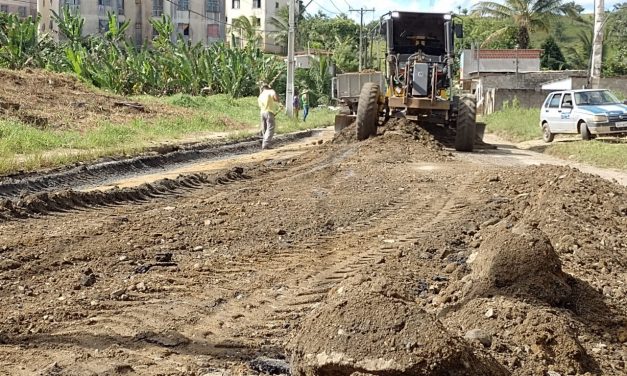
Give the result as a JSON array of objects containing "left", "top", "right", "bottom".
[
  {"left": 467, "top": 222, "right": 571, "bottom": 306},
  {"left": 331, "top": 118, "right": 452, "bottom": 163},
  {"left": 0, "top": 68, "right": 182, "bottom": 129},
  {"left": 288, "top": 274, "right": 508, "bottom": 376}
]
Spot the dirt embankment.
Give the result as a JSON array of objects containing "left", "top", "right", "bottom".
[
  {"left": 0, "top": 69, "right": 183, "bottom": 129},
  {"left": 0, "top": 119, "right": 625, "bottom": 375}
]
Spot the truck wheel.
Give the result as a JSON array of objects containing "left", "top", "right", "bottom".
[
  {"left": 580, "top": 121, "right": 591, "bottom": 141},
  {"left": 454, "top": 95, "right": 477, "bottom": 152},
  {"left": 542, "top": 123, "right": 554, "bottom": 143},
  {"left": 356, "top": 83, "right": 380, "bottom": 140}
]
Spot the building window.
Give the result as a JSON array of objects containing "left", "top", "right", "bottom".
[
  {"left": 178, "top": 0, "right": 188, "bottom": 11},
  {"left": 207, "top": 24, "right": 219, "bottom": 38},
  {"left": 177, "top": 23, "right": 189, "bottom": 36},
  {"left": 232, "top": 0, "right": 239, "bottom": 9},
  {"left": 276, "top": 2, "right": 279, "bottom": 8},
  {"left": 98, "top": 0, "right": 111, "bottom": 6},
  {"left": 98, "top": 19, "right": 109, "bottom": 32},
  {"left": 49, "top": 19, "right": 53, "bottom": 29},
  {"left": 206, "top": 0, "right": 219, "bottom": 13},
  {"left": 253, "top": 17, "right": 260, "bottom": 27},
  {"left": 0, "top": 5, "right": 9, "bottom": 13},
  {"left": 117, "top": 0, "right": 124, "bottom": 15},
  {"left": 152, "top": 0, "right": 163, "bottom": 16},
  {"left": 253, "top": 0, "right": 260, "bottom": 8},
  {"left": 18, "top": 6, "right": 26, "bottom": 17}
]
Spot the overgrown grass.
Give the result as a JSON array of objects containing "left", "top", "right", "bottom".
[
  {"left": 545, "top": 140, "right": 627, "bottom": 170},
  {"left": 0, "top": 94, "right": 336, "bottom": 174},
  {"left": 483, "top": 107, "right": 542, "bottom": 142}
]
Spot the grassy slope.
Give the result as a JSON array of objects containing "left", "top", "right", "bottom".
[
  {"left": 529, "top": 14, "right": 593, "bottom": 50},
  {"left": 0, "top": 94, "right": 336, "bottom": 174},
  {"left": 484, "top": 107, "right": 627, "bottom": 170}
]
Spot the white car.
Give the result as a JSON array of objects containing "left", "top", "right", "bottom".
[{"left": 540, "top": 89, "right": 627, "bottom": 142}]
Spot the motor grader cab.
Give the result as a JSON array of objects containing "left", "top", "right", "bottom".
[{"left": 353, "top": 11, "right": 476, "bottom": 151}]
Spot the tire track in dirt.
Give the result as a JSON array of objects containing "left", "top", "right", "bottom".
[
  {"left": 0, "top": 130, "right": 316, "bottom": 200},
  {"left": 185, "top": 167, "right": 476, "bottom": 356}
]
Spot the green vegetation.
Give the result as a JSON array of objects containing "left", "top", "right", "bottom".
[
  {"left": 0, "top": 95, "right": 336, "bottom": 174},
  {"left": 483, "top": 107, "right": 542, "bottom": 142},
  {"left": 472, "top": 0, "right": 575, "bottom": 49},
  {"left": 545, "top": 141, "right": 627, "bottom": 169},
  {"left": 0, "top": 9, "right": 283, "bottom": 98}
]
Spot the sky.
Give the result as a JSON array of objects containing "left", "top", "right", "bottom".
[{"left": 305, "top": 0, "right": 624, "bottom": 23}]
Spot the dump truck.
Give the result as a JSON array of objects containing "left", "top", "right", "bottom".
[
  {"left": 338, "top": 11, "right": 476, "bottom": 152},
  {"left": 332, "top": 72, "right": 385, "bottom": 115}
]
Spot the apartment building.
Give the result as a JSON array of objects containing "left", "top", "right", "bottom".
[
  {"left": 37, "top": 0, "right": 225, "bottom": 46},
  {"left": 225, "top": 0, "right": 286, "bottom": 53},
  {"left": 0, "top": 0, "right": 37, "bottom": 18}
]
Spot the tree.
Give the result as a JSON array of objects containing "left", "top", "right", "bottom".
[
  {"left": 540, "top": 35, "right": 567, "bottom": 69},
  {"left": 603, "top": 2, "right": 627, "bottom": 76},
  {"left": 564, "top": 26, "right": 592, "bottom": 69},
  {"left": 269, "top": 3, "right": 308, "bottom": 51},
  {"left": 472, "top": 0, "right": 570, "bottom": 48},
  {"left": 230, "top": 16, "right": 262, "bottom": 48}
]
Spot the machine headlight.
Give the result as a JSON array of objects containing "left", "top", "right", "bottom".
[
  {"left": 591, "top": 114, "right": 608, "bottom": 122},
  {"left": 391, "top": 11, "right": 400, "bottom": 18}
]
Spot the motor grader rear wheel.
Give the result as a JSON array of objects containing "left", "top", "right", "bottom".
[{"left": 356, "top": 83, "right": 380, "bottom": 140}]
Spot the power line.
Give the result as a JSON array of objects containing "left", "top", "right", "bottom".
[
  {"left": 327, "top": 0, "right": 345, "bottom": 14},
  {"left": 311, "top": 0, "right": 339, "bottom": 15},
  {"left": 349, "top": 7, "right": 374, "bottom": 71}
]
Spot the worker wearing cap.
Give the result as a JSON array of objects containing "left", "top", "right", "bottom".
[
  {"left": 258, "top": 84, "right": 279, "bottom": 149},
  {"left": 301, "top": 89, "right": 310, "bottom": 122}
]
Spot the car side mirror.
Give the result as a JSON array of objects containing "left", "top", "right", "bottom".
[{"left": 454, "top": 24, "right": 463, "bottom": 39}]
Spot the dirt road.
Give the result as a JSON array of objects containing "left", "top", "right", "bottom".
[{"left": 0, "top": 121, "right": 625, "bottom": 375}]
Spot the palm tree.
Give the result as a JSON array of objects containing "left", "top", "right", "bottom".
[
  {"left": 472, "top": 0, "right": 569, "bottom": 49},
  {"left": 564, "top": 27, "right": 592, "bottom": 69},
  {"left": 230, "top": 16, "right": 262, "bottom": 48}
]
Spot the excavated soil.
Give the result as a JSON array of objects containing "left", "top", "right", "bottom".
[
  {"left": 0, "top": 120, "right": 625, "bottom": 375},
  {"left": 0, "top": 69, "right": 183, "bottom": 129}
]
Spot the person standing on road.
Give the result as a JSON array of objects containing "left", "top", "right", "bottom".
[
  {"left": 301, "top": 89, "right": 310, "bottom": 122},
  {"left": 293, "top": 89, "right": 300, "bottom": 120},
  {"left": 258, "top": 84, "right": 279, "bottom": 150}
]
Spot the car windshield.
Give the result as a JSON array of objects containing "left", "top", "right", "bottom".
[{"left": 574, "top": 90, "right": 621, "bottom": 106}]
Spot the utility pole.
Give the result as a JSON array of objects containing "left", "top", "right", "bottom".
[
  {"left": 350, "top": 7, "right": 375, "bottom": 72},
  {"left": 285, "top": 0, "right": 296, "bottom": 117},
  {"left": 590, "top": 0, "right": 605, "bottom": 88}
]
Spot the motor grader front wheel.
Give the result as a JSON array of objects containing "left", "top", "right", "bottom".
[
  {"left": 356, "top": 83, "right": 380, "bottom": 140},
  {"left": 454, "top": 95, "right": 477, "bottom": 152}
]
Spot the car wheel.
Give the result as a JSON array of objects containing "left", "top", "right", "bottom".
[
  {"left": 542, "top": 123, "right": 554, "bottom": 143},
  {"left": 580, "top": 121, "right": 591, "bottom": 141}
]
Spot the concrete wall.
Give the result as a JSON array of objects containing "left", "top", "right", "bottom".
[
  {"left": 0, "top": 0, "right": 37, "bottom": 18},
  {"left": 571, "top": 77, "right": 627, "bottom": 97},
  {"left": 461, "top": 49, "right": 541, "bottom": 80},
  {"left": 490, "top": 88, "right": 550, "bottom": 112}
]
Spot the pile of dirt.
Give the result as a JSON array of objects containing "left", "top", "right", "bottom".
[
  {"left": 465, "top": 222, "right": 572, "bottom": 306},
  {"left": 0, "top": 68, "right": 182, "bottom": 129},
  {"left": 331, "top": 118, "right": 452, "bottom": 163},
  {"left": 288, "top": 273, "right": 508, "bottom": 376}
]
